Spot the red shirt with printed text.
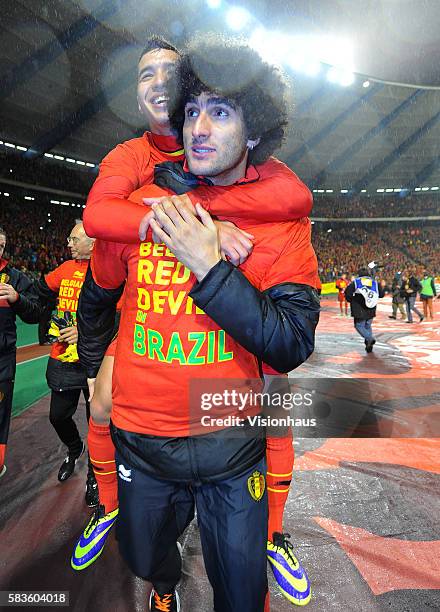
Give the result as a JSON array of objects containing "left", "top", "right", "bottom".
[{"left": 45, "top": 259, "right": 89, "bottom": 360}]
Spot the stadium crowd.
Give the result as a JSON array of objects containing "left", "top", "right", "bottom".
[
  {"left": 313, "top": 223, "right": 439, "bottom": 282},
  {"left": 2, "top": 191, "right": 439, "bottom": 284},
  {"left": 313, "top": 195, "right": 440, "bottom": 218},
  {"left": 1, "top": 196, "right": 79, "bottom": 277}
]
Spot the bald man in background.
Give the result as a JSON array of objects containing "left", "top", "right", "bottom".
[{"left": 14, "top": 222, "right": 98, "bottom": 506}]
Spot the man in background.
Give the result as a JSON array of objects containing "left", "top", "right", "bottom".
[
  {"left": 419, "top": 270, "right": 436, "bottom": 320},
  {"left": 335, "top": 272, "right": 349, "bottom": 316},
  {"left": 12, "top": 222, "right": 98, "bottom": 506},
  {"left": 345, "top": 267, "right": 385, "bottom": 352},
  {"left": 389, "top": 274, "right": 406, "bottom": 320},
  {"left": 0, "top": 226, "right": 39, "bottom": 478},
  {"left": 401, "top": 270, "right": 423, "bottom": 324}
]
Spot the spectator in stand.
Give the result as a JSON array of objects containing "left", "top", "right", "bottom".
[
  {"left": 419, "top": 270, "right": 437, "bottom": 320},
  {"left": 335, "top": 273, "right": 349, "bottom": 316},
  {"left": 312, "top": 194, "right": 440, "bottom": 218},
  {"left": 401, "top": 271, "right": 424, "bottom": 323},
  {"left": 389, "top": 275, "right": 406, "bottom": 320},
  {"left": 1, "top": 197, "right": 78, "bottom": 276}
]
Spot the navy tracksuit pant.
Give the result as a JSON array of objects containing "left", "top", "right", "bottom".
[{"left": 115, "top": 450, "right": 268, "bottom": 612}]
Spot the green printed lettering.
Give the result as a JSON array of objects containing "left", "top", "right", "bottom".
[
  {"left": 218, "top": 330, "right": 233, "bottom": 362},
  {"left": 133, "top": 324, "right": 146, "bottom": 356},
  {"left": 165, "top": 332, "right": 187, "bottom": 364},
  {"left": 147, "top": 329, "right": 165, "bottom": 361},
  {"left": 207, "top": 331, "right": 216, "bottom": 364},
  {"left": 187, "top": 332, "right": 206, "bottom": 365}
]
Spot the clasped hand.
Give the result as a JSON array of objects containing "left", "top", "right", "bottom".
[
  {"left": 140, "top": 194, "right": 254, "bottom": 271},
  {"left": 147, "top": 196, "right": 221, "bottom": 282}
]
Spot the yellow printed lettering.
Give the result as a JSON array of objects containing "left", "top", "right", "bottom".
[
  {"left": 137, "top": 260, "right": 154, "bottom": 284},
  {"left": 136, "top": 310, "right": 147, "bottom": 323},
  {"left": 172, "top": 262, "right": 191, "bottom": 284},
  {"left": 155, "top": 260, "right": 175, "bottom": 285},
  {"left": 152, "top": 243, "right": 166, "bottom": 257},
  {"left": 137, "top": 288, "right": 151, "bottom": 310},
  {"left": 152, "top": 291, "right": 168, "bottom": 314},
  {"left": 168, "top": 291, "right": 186, "bottom": 315},
  {"left": 185, "top": 296, "right": 194, "bottom": 315},
  {"left": 139, "top": 242, "right": 152, "bottom": 257}
]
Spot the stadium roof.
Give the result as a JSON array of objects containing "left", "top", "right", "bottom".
[{"left": 1, "top": 0, "right": 439, "bottom": 194}]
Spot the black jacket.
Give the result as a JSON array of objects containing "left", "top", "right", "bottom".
[
  {"left": 77, "top": 267, "right": 124, "bottom": 378},
  {"left": 400, "top": 277, "right": 422, "bottom": 300},
  {"left": 11, "top": 273, "right": 88, "bottom": 391},
  {"left": 189, "top": 261, "right": 320, "bottom": 373},
  {"left": 345, "top": 276, "right": 385, "bottom": 320},
  {"left": 391, "top": 279, "right": 404, "bottom": 304},
  {"left": 0, "top": 260, "right": 39, "bottom": 382}
]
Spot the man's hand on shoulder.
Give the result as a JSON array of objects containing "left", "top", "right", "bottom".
[
  {"left": 149, "top": 197, "right": 221, "bottom": 282},
  {"left": 214, "top": 220, "right": 253, "bottom": 266},
  {"left": 140, "top": 194, "right": 196, "bottom": 241},
  {"left": 141, "top": 194, "right": 254, "bottom": 265}
]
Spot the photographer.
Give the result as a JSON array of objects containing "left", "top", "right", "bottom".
[{"left": 345, "top": 266, "right": 386, "bottom": 352}]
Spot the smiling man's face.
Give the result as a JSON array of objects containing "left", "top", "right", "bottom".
[{"left": 137, "top": 48, "right": 179, "bottom": 135}]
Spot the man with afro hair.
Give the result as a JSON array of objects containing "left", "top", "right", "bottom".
[{"left": 79, "top": 35, "right": 319, "bottom": 611}]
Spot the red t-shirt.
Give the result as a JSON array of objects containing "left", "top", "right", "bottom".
[
  {"left": 91, "top": 178, "right": 319, "bottom": 437},
  {"left": 45, "top": 259, "right": 89, "bottom": 360},
  {"left": 336, "top": 278, "right": 348, "bottom": 300}
]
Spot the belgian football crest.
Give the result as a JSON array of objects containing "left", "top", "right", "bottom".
[{"left": 247, "top": 470, "right": 265, "bottom": 501}]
